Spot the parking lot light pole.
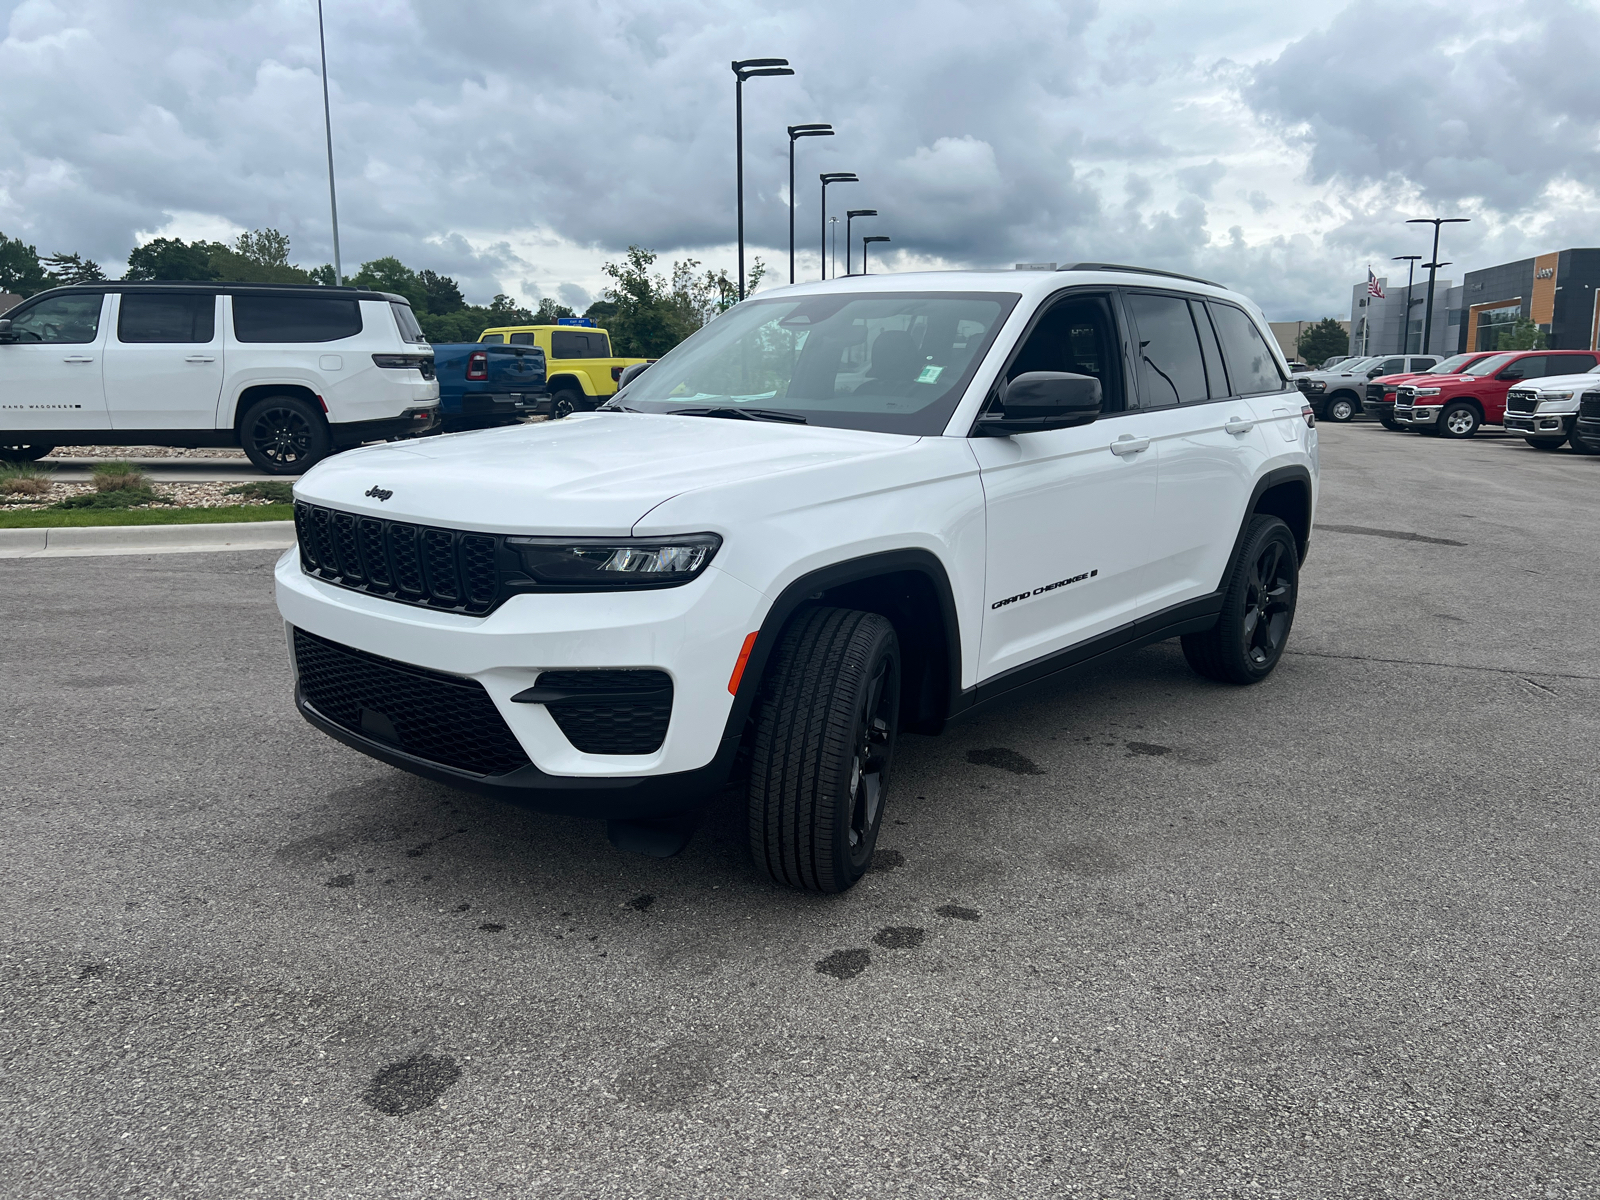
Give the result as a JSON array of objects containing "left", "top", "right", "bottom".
[
  {"left": 1406, "top": 217, "right": 1470, "bottom": 354},
  {"left": 819, "top": 172, "right": 858, "bottom": 280},
  {"left": 316, "top": 0, "right": 342, "bottom": 285},
  {"left": 862, "top": 235, "right": 890, "bottom": 274},
  {"left": 787, "top": 124, "right": 833, "bottom": 285},
  {"left": 1392, "top": 255, "right": 1421, "bottom": 353},
  {"left": 733, "top": 59, "right": 794, "bottom": 301},
  {"left": 845, "top": 209, "right": 876, "bottom": 275}
]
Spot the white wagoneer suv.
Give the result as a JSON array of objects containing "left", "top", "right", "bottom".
[
  {"left": 277, "top": 265, "right": 1318, "bottom": 891},
  {"left": 0, "top": 282, "right": 439, "bottom": 473}
]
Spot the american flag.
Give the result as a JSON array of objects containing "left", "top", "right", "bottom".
[{"left": 1367, "top": 268, "right": 1385, "bottom": 299}]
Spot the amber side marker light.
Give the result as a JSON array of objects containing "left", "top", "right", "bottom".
[{"left": 728, "top": 632, "right": 759, "bottom": 695}]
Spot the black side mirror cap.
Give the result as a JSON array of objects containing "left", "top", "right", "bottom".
[
  {"left": 617, "top": 361, "right": 652, "bottom": 390},
  {"left": 976, "top": 371, "right": 1102, "bottom": 435},
  {"left": 0, "top": 318, "right": 13, "bottom": 343}
]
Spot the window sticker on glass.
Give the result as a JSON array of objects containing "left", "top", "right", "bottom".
[{"left": 917, "top": 365, "right": 944, "bottom": 383}]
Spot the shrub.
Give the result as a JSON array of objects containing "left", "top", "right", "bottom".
[
  {"left": 91, "top": 461, "right": 149, "bottom": 493},
  {"left": 226, "top": 481, "right": 294, "bottom": 503},
  {"left": 53, "top": 488, "right": 161, "bottom": 510},
  {"left": 0, "top": 462, "right": 52, "bottom": 496}
]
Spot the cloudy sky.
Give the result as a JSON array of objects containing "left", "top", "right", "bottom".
[{"left": 1, "top": 0, "right": 1597, "bottom": 318}]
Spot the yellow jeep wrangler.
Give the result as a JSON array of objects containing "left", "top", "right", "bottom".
[{"left": 477, "top": 320, "right": 648, "bottom": 418}]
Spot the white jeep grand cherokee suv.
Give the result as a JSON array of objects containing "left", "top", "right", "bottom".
[
  {"left": 276, "top": 265, "right": 1317, "bottom": 892},
  {"left": 0, "top": 282, "right": 439, "bottom": 473}
]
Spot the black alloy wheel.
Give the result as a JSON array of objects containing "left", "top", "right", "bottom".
[
  {"left": 1327, "top": 396, "right": 1357, "bottom": 422},
  {"left": 239, "top": 395, "right": 332, "bottom": 475},
  {"left": 0, "top": 443, "right": 54, "bottom": 462},
  {"left": 748, "top": 607, "right": 901, "bottom": 892},
  {"left": 549, "top": 389, "right": 584, "bottom": 420},
  {"left": 1181, "top": 514, "right": 1299, "bottom": 685}
]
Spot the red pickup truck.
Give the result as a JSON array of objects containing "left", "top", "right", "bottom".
[{"left": 1394, "top": 349, "right": 1600, "bottom": 438}]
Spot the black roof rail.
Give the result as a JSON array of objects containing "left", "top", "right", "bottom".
[
  {"left": 1060, "top": 262, "right": 1224, "bottom": 288},
  {"left": 30, "top": 281, "right": 409, "bottom": 303}
]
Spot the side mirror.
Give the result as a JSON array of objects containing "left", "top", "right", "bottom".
[
  {"left": 977, "top": 371, "right": 1101, "bottom": 435},
  {"left": 0, "top": 319, "right": 14, "bottom": 344},
  {"left": 617, "top": 361, "right": 651, "bottom": 390},
  {"left": 1368, "top": 367, "right": 1385, "bottom": 378},
  {"left": 1499, "top": 369, "right": 1524, "bottom": 381}
]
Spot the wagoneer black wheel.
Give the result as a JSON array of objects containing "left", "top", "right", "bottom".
[
  {"left": 0, "top": 443, "right": 53, "bottom": 462},
  {"left": 1182, "top": 515, "right": 1298, "bottom": 685},
  {"left": 748, "top": 607, "right": 900, "bottom": 893},
  {"left": 241, "top": 395, "right": 332, "bottom": 475}
]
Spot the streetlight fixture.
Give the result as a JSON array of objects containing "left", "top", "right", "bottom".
[
  {"left": 787, "top": 124, "right": 833, "bottom": 285},
  {"left": 862, "top": 235, "right": 890, "bottom": 274},
  {"left": 732, "top": 58, "right": 794, "bottom": 301},
  {"left": 315, "top": 0, "right": 342, "bottom": 284},
  {"left": 845, "top": 209, "right": 876, "bottom": 275},
  {"left": 828, "top": 216, "right": 839, "bottom": 279},
  {"left": 819, "top": 172, "right": 858, "bottom": 280},
  {"left": 1392, "top": 254, "right": 1422, "bottom": 353},
  {"left": 1406, "top": 217, "right": 1470, "bottom": 353}
]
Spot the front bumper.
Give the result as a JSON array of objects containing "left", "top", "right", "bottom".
[
  {"left": 1362, "top": 398, "right": 1394, "bottom": 420},
  {"left": 1502, "top": 412, "right": 1573, "bottom": 437},
  {"left": 274, "top": 549, "right": 768, "bottom": 816},
  {"left": 1394, "top": 403, "right": 1439, "bottom": 426}
]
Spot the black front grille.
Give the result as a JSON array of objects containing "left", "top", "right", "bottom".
[
  {"left": 295, "top": 502, "right": 511, "bottom": 616},
  {"left": 1580, "top": 392, "right": 1600, "bottom": 419},
  {"left": 1506, "top": 391, "right": 1539, "bottom": 414},
  {"left": 539, "top": 670, "right": 673, "bottom": 755},
  {"left": 292, "top": 627, "right": 530, "bottom": 776}
]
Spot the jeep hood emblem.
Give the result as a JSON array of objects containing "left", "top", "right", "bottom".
[{"left": 365, "top": 486, "right": 393, "bottom": 501}]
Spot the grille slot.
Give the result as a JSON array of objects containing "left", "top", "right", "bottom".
[
  {"left": 536, "top": 669, "right": 673, "bottom": 755},
  {"left": 422, "top": 529, "right": 460, "bottom": 601},
  {"left": 332, "top": 511, "right": 363, "bottom": 582},
  {"left": 357, "top": 518, "right": 390, "bottom": 588},
  {"left": 293, "top": 627, "right": 530, "bottom": 776}
]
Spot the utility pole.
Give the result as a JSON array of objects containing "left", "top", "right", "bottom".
[
  {"left": 1392, "top": 255, "right": 1421, "bottom": 353},
  {"left": 787, "top": 124, "right": 832, "bottom": 285},
  {"left": 845, "top": 209, "right": 876, "bottom": 275},
  {"left": 819, "top": 173, "right": 857, "bottom": 280},
  {"left": 316, "top": 0, "right": 342, "bottom": 284},
  {"left": 1406, "top": 217, "right": 1470, "bottom": 354}
]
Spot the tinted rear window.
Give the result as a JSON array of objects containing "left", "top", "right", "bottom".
[
  {"left": 1208, "top": 303, "right": 1285, "bottom": 395},
  {"left": 118, "top": 293, "right": 215, "bottom": 343},
  {"left": 232, "top": 295, "right": 363, "bottom": 343},
  {"left": 550, "top": 330, "right": 611, "bottom": 358},
  {"left": 390, "top": 302, "right": 427, "bottom": 344}
]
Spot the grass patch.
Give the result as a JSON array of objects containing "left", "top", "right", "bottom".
[
  {"left": 0, "top": 504, "right": 293, "bottom": 529},
  {"left": 226, "top": 481, "right": 295, "bottom": 503},
  {"left": 53, "top": 487, "right": 162, "bottom": 510},
  {"left": 0, "top": 461, "right": 53, "bottom": 496},
  {"left": 91, "top": 461, "right": 150, "bottom": 492}
]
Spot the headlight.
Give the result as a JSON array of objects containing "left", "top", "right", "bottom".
[
  {"left": 505, "top": 534, "right": 721, "bottom": 589},
  {"left": 1413, "top": 387, "right": 1442, "bottom": 396},
  {"left": 1303, "top": 380, "right": 1326, "bottom": 393},
  {"left": 1536, "top": 394, "right": 1579, "bottom": 414}
]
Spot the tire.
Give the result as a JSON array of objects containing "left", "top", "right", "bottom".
[
  {"left": 239, "top": 395, "right": 332, "bottom": 475},
  {"left": 1326, "top": 395, "right": 1357, "bottom": 423},
  {"left": 1437, "top": 402, "right": 1480, "bottom": 439},
  {"left": 0, "top": 443, "right": 54, "bottom": 462},
  {"left": 1568, "top": 428, "right": 1597, "bottom": 455},
  {"left": 1378, "top": 414, "right": 1401, "bottom": 431},
  {"left": 747, "top": 607, "right": 900, "bottom": 893},
  {"left": 550, "top": 389, "right": 589, "bottom": 420},
  {"left": 1525, "top": 436, "right": 1567, "bottom": 451},
  {"left": 1181, "top": 515, "right": 1299, "bottom": 686}
]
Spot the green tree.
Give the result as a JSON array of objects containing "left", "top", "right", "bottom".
[
  {"left": 0, "top": 231, "right": 51, "bottom": 297},
  {"left": 1296, "top": 317, "right": 1348, "bottom": 365},
  {"left": 1496, "top": 315, "right": 1547, "bottom": 351},
  {"left": 41, "top": 251, "right": 105, "bottom": 285},
  {"left": 533, "top": 297, "right": 575, "bottom": 323},
  {"left": 235, "top": 228, "right": 292, "bottom": 268},
  {"left": 349, "top": 256, "right": 424, "bottom": 309},
  {"left": 308, "top": 264, "right": 339, "bottom": 286},
  {"left": 124, "top": 237, "right": 218, "bottom": 281},
  {"left": 419, "top": 269, "right": 465, "bottom": 314}
]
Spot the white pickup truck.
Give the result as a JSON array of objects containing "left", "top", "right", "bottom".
[
  {"left": 0, "top": 282, "right": 440, "bottom": 473},
  {"left": 277, "top": 264, "right": 1318, "bottom": 891}
]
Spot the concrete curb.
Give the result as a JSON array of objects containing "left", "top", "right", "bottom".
[{"left": 0, "top": 520, "right": 295, "bottom": 559}]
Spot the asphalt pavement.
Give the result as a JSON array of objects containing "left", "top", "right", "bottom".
[{"left": 3, "top": 422, "right": 1597, "bottom": 1198}]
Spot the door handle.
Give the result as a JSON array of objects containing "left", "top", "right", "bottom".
[
  {"left": 185, "top": 355, "right": 216, "bottom": 363},
  {"left": 1109, "top": 435, "right": 1150, "bottom": 457},
  {"left": 62, "top": 355, "right": 94, "bottom": 363},
  {"left": 1224, "top": 416, "right": 1255, "bottom": 435}
]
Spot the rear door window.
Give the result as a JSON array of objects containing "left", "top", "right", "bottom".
[
  {"left": 509, "top": 333, "right": 537, "bottom": 346},
  {"left": 8, "top": 293, "right": 104, "bottom": 343},
  {"left": 1550, "top": 354, "right": 1598, "bottom": 375},
  {"left": 479, "top": 333, "right": 505, "bottom": 344},
  {"left": 1208, "top": 303, "right": 1286, "bottom": 396},
  {"left": 1409, "top": 357, "right": 1438, "bottom": 371},
  {"left": 550, "top": 330, "right": 612, "bottom": 358},
  {"left": 232, "top": 295, "right": 363, "bottom": 343},
  {"left": 1124, "top": 292, "right": 1208, "bottom": 406},
  {"left": 118, "top": 293, "right": 215, "bottom": 343}
]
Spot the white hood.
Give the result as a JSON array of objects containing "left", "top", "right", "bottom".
[{"left": 293, "top": 412, "right": 918, "bottom": 535}]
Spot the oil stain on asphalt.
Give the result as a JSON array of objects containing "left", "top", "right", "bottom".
[
  {"left": 362, "top": 1054, "right": 462, "bottom": 1116},
  {"left": 966, "top": 747, "right": 1044, "bottom": 775},
  {"left": 815, "top": 949, "right": 871, "bottom": 980},
  {"left": 872, "top": 926, "right": 925, "bottom": 949},
  {"left": 935, "top": 904, "right": 981, "bottom": 921}
]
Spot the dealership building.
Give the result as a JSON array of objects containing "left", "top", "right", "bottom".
[{"left": 1348, "top": 247, "right": 1600, "bottom": 356}]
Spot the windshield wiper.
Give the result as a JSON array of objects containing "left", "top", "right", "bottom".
[{"left": 667, "top": 406, "right": 808, "bottom": 424}]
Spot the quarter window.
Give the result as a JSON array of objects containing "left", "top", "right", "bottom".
[
  {"left": 232, "top": 295, "right": 363, "bottom": 343},
  {"left": 550, "top": 330, "right": 611, "bottom": 358},
  {"left": 390, "top": 302, "right": 427, "bottom": 344},
  {"left": 7, "top": 294, "right": 104, "bottom": 344},
  {"left": 479, "top": 333, "right": 505, "bottom": 344},
  {"left": 118, "top": 293, "right": 215, "bottom": 343},
  {"left": 1125, "top": 292, "right": 1208, "bottom": 406},
  {"left": 1208, "top": 303, "right": 1286, "bottom": 395},
  {"left": 1191, "top": 300, "right": 1229, "bottom": 398},
  {"left": 509, "top": 333, "right": 537, "bottom": 346}
]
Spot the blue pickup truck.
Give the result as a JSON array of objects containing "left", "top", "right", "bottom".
[{"left": 431, "top": 342, "right": 549, "bottom": 431}]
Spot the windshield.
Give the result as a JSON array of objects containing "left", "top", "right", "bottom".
[
  {"left": 1465, "top": 353, "right": 1515, "bottom": 376},
  {"left": 1333, "top": 357, "right": 1375, "bottom": 373},
  {"left": 1426, "top": 354, "right": 1479, "bottom": 374},
  {"left": 610, "top": 291, "right": 1020, "bottom": 434}
]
